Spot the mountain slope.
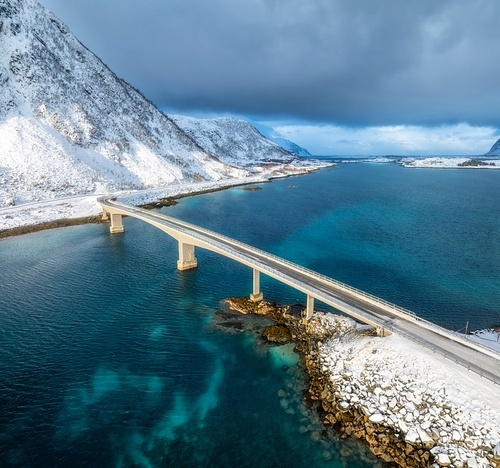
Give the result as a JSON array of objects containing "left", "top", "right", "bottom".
[
  {"left": 485, "top": 138, "right": 500, "bottom": 156},
  {"left": 0, "top": 0, "right": 300, "bottom": 206},
  {"left": 171, "top": 115, "right": 298, "bottom": 168},
  {"left": 251, "top": 122, "right": 312, "bottom": 156},
  {"left": 270, "top": 137, "right": 311, "bottom": 157}
]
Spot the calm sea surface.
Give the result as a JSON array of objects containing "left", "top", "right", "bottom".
[{"left": 1, "top": 163, "right": 499, "bottom": 466}]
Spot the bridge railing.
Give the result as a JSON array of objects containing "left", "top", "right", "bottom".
[{"left": 105, "top": 198, "right": 499, "bottom": 360}]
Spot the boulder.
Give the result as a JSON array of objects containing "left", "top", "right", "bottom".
[
  {"left": 369, "top": 413, "right": 385, "bottom": 424},
  {"left": 494, "top": 442, "right": 500, "bottom": 459},
  {"left": 405, "top": 429, "right": 420, "bottom": 446},
  {"left": 262, "top": 325, "right": 292, "bottom": 343},
  {"left": 416, "top": 427, "right": 436, "bottom": 450},
  {"left": 435, "top": 452, "right": 451, "bottom": 466}
]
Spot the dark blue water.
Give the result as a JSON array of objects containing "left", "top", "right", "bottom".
[{"left": 0, "top": 163, "right": 498, "bottom": 466}]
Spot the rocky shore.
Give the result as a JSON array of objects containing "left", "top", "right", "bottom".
[
  {"left": 0, "top": 215, "right": 104, "bottom": 239},
  {"left": 222, "top": 298, "right": 500, "bottom": 468}
]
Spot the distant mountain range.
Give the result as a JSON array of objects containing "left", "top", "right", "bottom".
[
  {"left": 251, "top": 122, "right": 311, "bottom": 157},
  {"left": 0, "top": 0, "right": 311, "bottom": 206},
  {"left": 485, "top": 138, "right": 500, "bottom": 156}
]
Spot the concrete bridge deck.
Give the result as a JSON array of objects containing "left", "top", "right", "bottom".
[{"left": 98, "top": 196, "right": 500, "bottom": 385}]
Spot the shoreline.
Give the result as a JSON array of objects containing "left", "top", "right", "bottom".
[
  {"left": 398, "top": 156, "right": 500, "bottom": 170},
  {"left": 0, "top": 163, "right": 330, "bottom": 239},
  {"left": 0, "top": 182, "right": 267, "bottom": 239},
  {"left": 221, "top": 298, "right": 500, "bottom": 468},
  {"left": 0, "top": 215, "right": 105, "bottom": 239}
]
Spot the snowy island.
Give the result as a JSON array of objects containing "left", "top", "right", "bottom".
[{"left": 399, "top": 157, "right": 500, "bottom": 169}]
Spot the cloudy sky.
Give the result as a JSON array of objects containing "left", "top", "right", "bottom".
[{"left": 38, "top": 0, "right": 500, "bottom": 155}]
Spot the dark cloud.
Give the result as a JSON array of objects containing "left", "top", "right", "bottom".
[{"left": 38, "top": 0, "right": 500, "bottom": 127}]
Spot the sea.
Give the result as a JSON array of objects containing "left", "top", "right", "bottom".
[{"left": 1, "top": 161, "right": 499, "bottom": 467}]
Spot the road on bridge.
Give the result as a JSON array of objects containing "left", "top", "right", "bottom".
[{"left": 100, "top": 197, "right": 500, "bottom": 385}]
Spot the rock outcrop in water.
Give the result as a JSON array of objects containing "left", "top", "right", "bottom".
[{"left": 224, "top": 298, "right": 500, "bottom": 468}]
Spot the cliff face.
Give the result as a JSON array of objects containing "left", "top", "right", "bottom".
[{"left": 0, "top": 0, "right": 296, "bottom": 205}]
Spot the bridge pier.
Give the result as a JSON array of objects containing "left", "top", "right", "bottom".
[
  {"left": 109, "top": 213, "right": 125, "bottom": 234},
  {"left": 250, "top": 269, "right": 263, "bottom": 302},
  {"left": 376, "top": 326, "right": 391, "bottom": 337},
  {"left": 177, "top": 241, "right": 198, "bottom": 270},
  {"left": 304, "top": 294, "right": 314, "bottom": 321}
]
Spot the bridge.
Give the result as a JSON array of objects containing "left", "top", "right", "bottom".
[{"left": 98, "top": 196, "right": 500, "bottom": 385}]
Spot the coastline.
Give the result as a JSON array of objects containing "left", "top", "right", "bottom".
[
  {"left": 0, "top": 215, "right": 105, "bottom": 239},
  {"left": 222, "top": 298, "right": 500, "bottom": 468},
  {"left": 0, "top": 162, "right": 329, "bottom": 239},
  {"left": 398, "top": 157, "right": 500, "bottom": 169},
  {"left": 4, "top": 157, "right": 500, "bottom": 237}
]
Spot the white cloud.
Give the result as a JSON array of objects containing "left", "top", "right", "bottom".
[{"left": 267, "top": 122, "right": 500, "bottom": 156}]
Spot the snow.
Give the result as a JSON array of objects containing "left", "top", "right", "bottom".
[
  {"left": 0, "top": 116, "right": 99, "bottom": 205},
  {"left": 315, "top": 317, "right": 500, "bottom": 465},
  {"left": 338, "top": 156, "right": 399, "bottom": 164},
  {"left": 250, "top": 121, "right": 312, "bottom": 156},
  {"left": 465, "top": 329, "right": 500, "bottom": 353},
  {"left": 332, "top": 331, "right": 499, "bottom": 412},
  {"left": 0, "top": 194, "right": 101, "bottom": 230}
]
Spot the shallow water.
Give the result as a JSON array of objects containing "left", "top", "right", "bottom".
[{"left": 1, "top": 163, "right": 499, "bottom": 466}]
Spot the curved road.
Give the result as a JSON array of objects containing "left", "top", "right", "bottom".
[{"left": 99, "top": 196, "right": 500, "bottom": 385}]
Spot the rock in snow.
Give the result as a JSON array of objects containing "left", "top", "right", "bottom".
[{"left": 0, "top": 0, "right": 316, "bottom": 209}]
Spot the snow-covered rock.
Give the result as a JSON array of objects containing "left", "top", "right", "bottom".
[{"left": 308, "top": 323, "right": 500, "bottom": 466}]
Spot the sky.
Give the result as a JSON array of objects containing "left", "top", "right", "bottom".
[{"left": 38, "top": 0, "right": 500, "bottom": 156}]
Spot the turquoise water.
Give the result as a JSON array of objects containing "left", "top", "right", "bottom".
[
  {"left": 0, "top": 163, "right": 499, "bottom": 466},
  {"left": 169, "top": 163, "right": 500, "bottom": 331}
]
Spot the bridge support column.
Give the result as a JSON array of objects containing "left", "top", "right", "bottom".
[
  {"left": 177, "top": 242, "right": 198, "bottom": 271},
  {"left": 376, "top": 326, "right": 391, "bottom": 337},
  {"left": 304, "top": 295, "right": 314, "bottom": 321},
  {"left": 109, "top": 213, "right": 124, "bottom": 233},
  {"left": 250, "top": 269, "right": 263, "bottom": 302}
]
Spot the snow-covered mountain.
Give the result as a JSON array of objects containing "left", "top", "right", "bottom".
[
  {"left": 251, "top": 122, "right": 312, "bottom": 156},
  {"left": 270, "top": 137, "right": 311, "bottom": 157},
  {"left": 0, "top": 0, "right": 301, "bottom": 207},
  {"left": 170, "top": 116, "right": 298, "bottom": 168},
  {"left": 485, "top": 138, "right": 500, "bottom": 155}
]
